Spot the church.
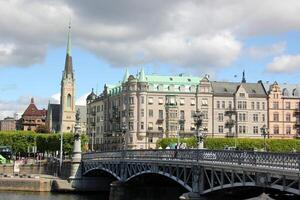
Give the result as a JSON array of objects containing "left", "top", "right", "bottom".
[{"left": 46, "top": 25, "right": 86, "bottom": 133}]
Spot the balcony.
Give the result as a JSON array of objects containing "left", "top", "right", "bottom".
[
  {"left": 294, "top": 121, "right": 300, "bottom": 129},
  {"left": 295, "top": 109, "right": 300, "bottom": 115},
  {"left": 225, "top": 108, "right": 237, "bottom": 116},
  {"left": 225, "top": 119, "right": 235, "bottom": 128},
  {"left": 157, "top": 117, "right": 164, "bottom": 123}
]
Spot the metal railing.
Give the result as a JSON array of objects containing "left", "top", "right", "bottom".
[{"left": 82, "top": 149, "right": 300, "bottom": 171}]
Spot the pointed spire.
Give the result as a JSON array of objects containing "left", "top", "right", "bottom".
[
  {"left": 139, "top": 67, "right": 146, "bottom": 82},
  {"left": 123, "top": 68, "right": 129, "bottom": 83},
  {"left": 67, "top": 20, "right": 71, "bottom": 56},
  {"left": 30, "top": 98, "right": 34, "bottom": 104},
  {"left": 242, "top": 70, "right": 246, "bottom": 83},
  {"left": 63, "top": 20, "right": 73, "bottom": 78}
]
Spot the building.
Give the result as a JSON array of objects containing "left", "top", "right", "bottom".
[
  {"left": 46, "top": 25, "right": 86, "bottom": 133},
  {"left": 211, "top": 76, "right": 268, "bottom": 138},
  {"left": 0, "top": 117, "right": 16, "bottom": 131},
  {"left": 264, "top": 82, "right": 300, "bottom": 138},
  {"left": 86, "top": 69, "right": 269, "bottom": 150},
  {"left": 21, "top": 98, "right": 47, "bottom": 131}
]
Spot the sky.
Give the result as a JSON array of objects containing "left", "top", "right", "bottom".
[{"left": 1, "top": 0, "right": 300, "bottom": 119}]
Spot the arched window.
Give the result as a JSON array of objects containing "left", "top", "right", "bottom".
[{"left": 67, "top": 94, "right": 72, "bottom": 108}]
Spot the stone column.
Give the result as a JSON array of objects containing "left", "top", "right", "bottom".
[{"left": 69, "top": 109, "right": 82, "bottom": 180}]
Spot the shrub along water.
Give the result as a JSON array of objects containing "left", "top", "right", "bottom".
[
  {"left": 0, "top": 131, "right": 88, "bottom": 157},
  {"left": 156, "top": 137, "right": 300, "bottom": 152}
]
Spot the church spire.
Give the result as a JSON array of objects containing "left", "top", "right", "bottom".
[
  {"left": 64, "top": 21, "right": 73, "bottom": 78},
  {"left": 242, "top": 70, "right": 246, "bottom": 83},
  {"left": 139, "top": 67, "right": 146, "bottom": 82}
]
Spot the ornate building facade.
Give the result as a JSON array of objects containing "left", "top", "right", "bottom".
[
  {"left": 264, "top": 82, "right": 300, "bottom": 138},
  {"left": 86, "top": 69, "right": 269, "bottom": 150}
]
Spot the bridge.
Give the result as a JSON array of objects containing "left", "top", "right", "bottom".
[{"left": 79, "top": 149, "right": 300, "bottom": 199}]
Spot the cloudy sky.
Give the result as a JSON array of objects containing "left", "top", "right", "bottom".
[{"left": 1, "top": 0, "right": 300, "bottom": 119}]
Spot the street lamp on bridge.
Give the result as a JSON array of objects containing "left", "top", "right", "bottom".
[
  {"left": 193, "top": 109, "right": 205, "bottom": 149},
  {"left": 260, "top": 125, "right": 269, "bottom": 152}
]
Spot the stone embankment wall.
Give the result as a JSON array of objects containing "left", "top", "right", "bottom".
[
  {"left": 0, "top": 177, "right": 52, "bottom": 192},
  {"left": 0, "top": 164, "right": 14, "bottom": 175}
]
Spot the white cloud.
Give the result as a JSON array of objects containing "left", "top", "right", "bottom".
[
  {"left": 247, "top": 42, "right": 286, "bottom": 59},
  {"left": 76, "top": 93, "right": 89, "bottom": 106},
  {"left": 51, "top": 93, "right": 60, "bottom": 103},
  {"left": 1, "top": 1, "right": 300, "bottom": 70},
  {"left": 266, "top": 54, "right": 300, "bottom": 73}
]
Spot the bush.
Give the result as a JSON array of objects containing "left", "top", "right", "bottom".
[
  {"left": 0, "top": 131, "right": 88, "bottom": 155},
  {"left": 156, "top": 137, "right": 300, "bottom": 152}
]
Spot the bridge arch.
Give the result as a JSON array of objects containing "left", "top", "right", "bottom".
[
  {"left": 125, "top": 171, "right": 192, "bottom": 192},
  {"left": 83, "top": 167, "right": 121, "bottom": 181}
]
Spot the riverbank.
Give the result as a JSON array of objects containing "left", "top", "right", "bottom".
[{"left": 0, "top": 177, "right": 52, "bottom": 192}]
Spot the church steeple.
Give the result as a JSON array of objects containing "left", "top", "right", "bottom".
[
  {"left": 242, "top": 70, "right": 246, "bottom": 83},
  {"left": 63, "top": 22, "right": 73, "bottom": 78}
]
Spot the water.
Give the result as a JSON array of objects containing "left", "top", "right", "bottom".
[{"left": 0, "top": 191, "right": 109, "bottom": 200}]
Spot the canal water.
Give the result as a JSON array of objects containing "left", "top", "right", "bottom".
[{"left": 0, "top": 189, "right": 298, "bottom": 200}]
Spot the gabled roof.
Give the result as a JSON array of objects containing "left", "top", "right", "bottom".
[
  {"left": 212, "top": 82, "right": 267, "bottom": 97},
  {"left": 23, "top": 98, "right": 47, "bottom": 117}
]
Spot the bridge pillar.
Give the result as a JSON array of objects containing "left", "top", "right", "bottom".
[
  {"left": 179, "top": 166, "right": 203, "bottom": 200},
  {"left": 109, "top": 180, "right": 126, "bottom": 200},
  {"left": 69, "top": 110, "right": 82, "bottom": 186}
]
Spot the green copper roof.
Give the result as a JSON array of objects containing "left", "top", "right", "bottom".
[
  {"left": 123, "top": 68, "right": 129, "bottom": 83},
  {"left": 139, "top": 68, "right": 146, "bottom": 82},
  {"left": 145, "top": 74, "right": 200, "bottom": 85}
]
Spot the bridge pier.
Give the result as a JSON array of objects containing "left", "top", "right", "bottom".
[
  {"left": 109, "top": 180, "right": 127, "bottom": 200},
  {"left": 179, "top": 192, "right": 201, "bottom": 200}
]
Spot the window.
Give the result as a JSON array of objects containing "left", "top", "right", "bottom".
[
  {"left": 129, "top": 110, "right": 134, "bottom": 117},
  {"left": 273, "top": 113, "right": 279, "bottom": 122},
  {"left": 158, "top": 97, "right": 164, "bottom": 105},
  {"left": 284, "top": 102, "right": 290, "bottom": 109},
  {"left": 286, "top": 113, "right": 291, "bottom": 122},
  {"left": 180, "top": 110, "right": 185, "bottom": 120},
  {"left": 148, "top": 97, "right": 153, "bottom": 104},
  {"left": 149, "top": 109, "right": 153, "bottom": 117},
  {"left": 237, "top": 101, "right": 242, "bottom": 109},
  {"left": 253, "top": 114, "right": 258, "bottom": 122},
  {"left": 256, "top": 102, "right": 260, "bottom": 110},
  {"left": 273, "top": 102, "right": 279, "bottom": 109},
  {"left": 179, "top": 122, "right": 184, "bottom": 131},
  {"left": 251, "top": 102, "right": 255, "bottom": 110},
  {"left": 239, "top": 93, "right": 245, "bottom": 97},
  {"left": 191, "top": 110, "right": 195, "bottom": 118},
  {"left": 218, "top": 126, "right": 223, "bottom": 133},
  {"left": 129, "top": 122, "right": 134, "bottom": 130},
  {"left": 141, "top": 122, "right": 144, "bottom": 130},
  {"left": 67, "top": 94, "right": 71, "bottom": 108},
  {"left": 253, "top": 126, "right": 258, "bottom": 134},
  {"left": 190, "top": 99, "right": 195, "bottom": 105},
  {"left": 202, "top": 111, "right": 208, "bottom": 119},
  {"left": 262, "top": 102, "right": 265, "bottom": 110},
  {"left": 239, "top": 113, "right": 246, "bottom": 122},
  {"left": 148, "top": 122, "right": 153, "bottom": 130},
  {"left": 217, "top": 101, "right": 220, "bottom": 109},
  {"left": 159, "top": 110, "right": 164, "bottom": 119},
  {"left": 222, "top": 101, "right": 225, "bottom": 109},
  {"left": 262, "top": 114, "right": 265, "bottom": 122},
  {"left": 238, "top": 125, "right": 246, "bottom": 134},
  {"left": 228, "top": 101, "right": 232, "bottom": 109},
  {"left": 202, "top": 99, "right": 208, "bottom": 106},
  {"left": 141, "top": 96, "right": 144, "bottom": 104},
  {"left": 242, "top": 101, "right": 247, "bottom": 109},
  {"left": 273, "top": 125, "right": 279, "bottom": 134},
  {"left": 169, "top": 110, "right": 178, "bottom": 118},
  {"left": 180, "top": 98, "right": 185, "bottom": 105},
  {"left": 141, "top": 109, "right": 144, "bottom": 117},
  {"left": 218, "top": 113, "right": 223, "bottom": 122},
  {"left": 286, "top": 126, "right": 291, "bottom": 134}
]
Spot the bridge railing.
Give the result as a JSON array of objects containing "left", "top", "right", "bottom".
[{"left": 82, "top": 150, "right": 300, "bottom": 170}]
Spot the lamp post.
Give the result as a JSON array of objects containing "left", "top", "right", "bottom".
[
  {"left": 59, "top": 130, "right": 63, "bottom": 173},
  {"left": 193, "top": 110, "right": 204, "bottom": 149},
  {"left": 260, "top": 125, "right": 268, "bottom": 152},
  {"left": 121, "top": 123, "right": 127, "bottom": 151},
  {"left": 91, "top": 129, "right": 95, "bottom": 151}
]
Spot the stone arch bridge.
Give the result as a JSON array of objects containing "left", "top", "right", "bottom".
[{"left": 80, "top": 150, "right": 300, "bottom": 199}]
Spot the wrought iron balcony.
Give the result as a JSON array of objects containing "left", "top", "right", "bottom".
[
  {"left": 157, "top": 117, "right": 164, "bottom": 123},
  {"left": 225, "top": 108, "right": 237, "bottom": 116},
  {"left": 295, "top": 109, "right": 300, "bottom": 115}
]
